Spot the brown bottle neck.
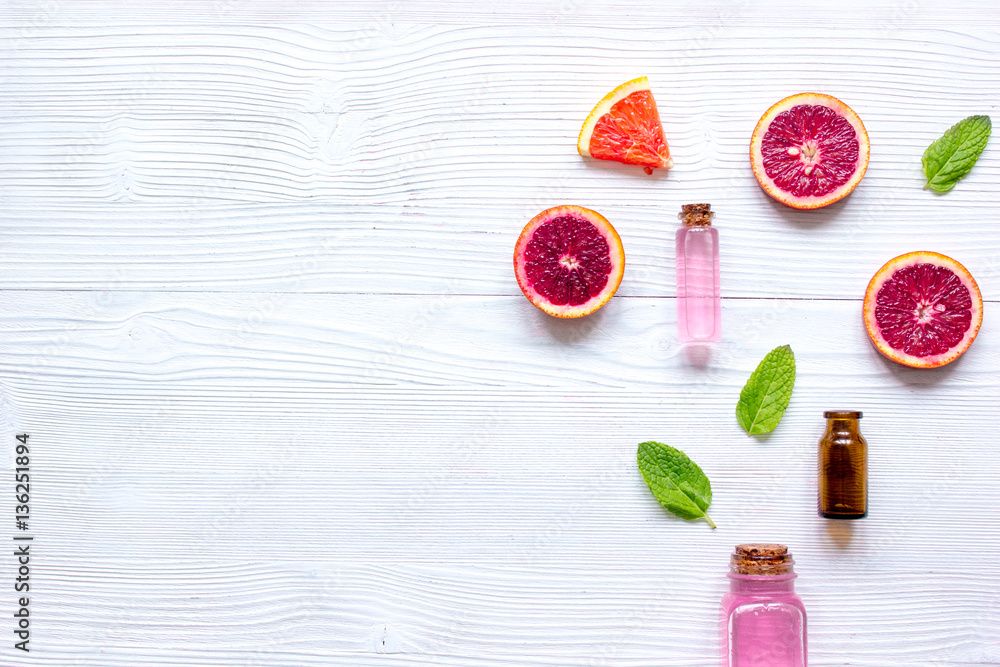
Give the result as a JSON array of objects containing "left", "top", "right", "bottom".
[{"left": 823, "top": 410, "right": 862, "bottom": 435}]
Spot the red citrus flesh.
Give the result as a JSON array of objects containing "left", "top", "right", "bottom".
[
  {"left": 863, "top": 252, "right": 983, "bottom": 368},
  {"left": 751, "top": 93, "right": 869, "bottom": 209},
  {"left": 514, "top": 205, "right": 625, "bottom": 318},
  {"left": 577, "top": 77, "right": 673, "bottom": 172}
]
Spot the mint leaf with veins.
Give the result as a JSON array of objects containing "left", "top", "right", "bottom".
[
  {"left": 736, "top": 344, "right": 795, "bottom": 435},
  {"left": 637, "top": 441, "right": 715, "bottom": 528},
  {"left": 923, "top": 115, "right": 991, "bottom": 193}
]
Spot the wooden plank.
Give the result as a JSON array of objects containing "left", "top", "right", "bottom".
[
  {"left": 9, "top": 558, "right": 1000, "bottom": 666},
  {"left": 2, "top": 0, "right": 999, "bottom": 28},
  {"left": 2, "top": 292, "right": 997, "bottom": 388},
  {"left": 3, "top": 376, "right": 999, "bottom": 664},
  {"left": 2, "top": 25, "right": 998, "bottom": 296},
  {"left": 2, "top": 201, "right": 1000, "bottom": 298}
]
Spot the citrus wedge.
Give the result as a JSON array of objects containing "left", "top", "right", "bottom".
[
  {"left": 578, "top": 77, "right": 673, "bottom": 173},
  {"left": 514, "top": 205, "right": 625, "bottom": 318},
  {"left": 751, "top": 93, "right": 869, "bottom": 209},
  {"left": 863, "top": 251, "right": 982, "bottom": 368}
]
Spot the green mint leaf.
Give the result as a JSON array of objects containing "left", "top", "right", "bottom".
[
  {"left": 736, "top": 344, "right": 795, "bottom": 435},
  {"left": 922, "top": 115, "right": 991, "bottom": 193},
  {"left": 637, "top": 441, "right": 715, "bottom": 529}
]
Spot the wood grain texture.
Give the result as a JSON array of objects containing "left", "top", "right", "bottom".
[
  {"left": 2, "top": 2, "right": 1000, "bottom": 665},
  {"left": 2, "top": 22, "right": 999, "bottom": 296},
  {"left": 1, "top": 292, "right": 999, "bottom": 388},
  {"left": 4, "top": 378, "right": 1000, "bottom": 665},
  {"left": 3, "top": 296, "right": 1000, "bottom": 665}
]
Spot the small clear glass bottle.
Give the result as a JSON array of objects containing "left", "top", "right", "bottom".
[
  {"left": 721, "top": 544, "right": 807, "bottom": 667},
  {"left": 818, "top": 410, "right": 868, "bottom": 519},
  {"left": 676, "top": 203, "right": 721, "bottom": 343}
]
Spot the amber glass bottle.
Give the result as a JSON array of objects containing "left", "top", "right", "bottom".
[{"left": 818, "top": 411, "right": 868, "bottom": 519}]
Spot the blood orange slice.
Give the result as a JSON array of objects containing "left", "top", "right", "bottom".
[
  {"left": 863, "top": 252, "right": 983, "bottom": 369},
  {"left": 750, "top": 93, "right": 869, "bottom": 209},
  {"left": 577, "top": 77, "right": 673, "bottom": 173},
  {"left": 514, "top": 205, "right": 625, "bottom": 318}
]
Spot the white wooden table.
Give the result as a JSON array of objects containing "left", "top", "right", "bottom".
[{"left": 2, "top": 2, "right": 999, "bottom": 665}]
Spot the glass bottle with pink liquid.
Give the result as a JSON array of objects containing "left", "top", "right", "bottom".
[
  {"left": 676, "top": 203, "right": 721, "bottom": 343},
  {"left": 721, "top": 544, "right": 807, "bottom": 667}
]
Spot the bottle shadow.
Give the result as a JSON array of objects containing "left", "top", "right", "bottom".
[
  {"left": 682, "top": 342, "right": 714, "bottom": 368},
  {"left": 824, "top": 519, "right": 855, "bottom": 548}
]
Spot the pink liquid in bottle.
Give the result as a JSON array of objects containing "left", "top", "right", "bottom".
[
  {"left": 721, "top": 544, "right": 807, "bottom": 667},
  {"left": 676, "top": 204, "right": 721, "bottom": 343}
]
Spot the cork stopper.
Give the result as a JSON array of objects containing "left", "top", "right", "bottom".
[
  {"left": 729, "top": 543, "right": 795, "bottom": 576},
  {"left": 679, "top": 203, "right": 714, "bottom": 227}
]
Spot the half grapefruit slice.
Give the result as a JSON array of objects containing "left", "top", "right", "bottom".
[
  {"left": 577, "top": 77, "right": 673, "bottom": 173},
  {"left": 514, "top": 205, "right": 625, "bottom": 318},
  {"left": 863, "top": 252, "right": 983, "bottom": 368},
  {"left": 751, "top": 93, "right": 869, "bottom": 209}
]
